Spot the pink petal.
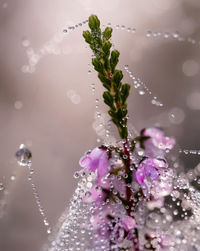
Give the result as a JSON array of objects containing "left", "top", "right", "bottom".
[
  {"left": 121, "top": 216, "right": 136, "bottom": 231},
  {"left": 79, "top": 156, "right": 92, "bottom": 169}
]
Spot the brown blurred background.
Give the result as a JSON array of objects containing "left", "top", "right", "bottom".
[{"left": 0, "top": 0, "right": 200, "bottom": 250}]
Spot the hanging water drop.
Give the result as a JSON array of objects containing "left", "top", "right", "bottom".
[
  {"left": 15, "top": 144, "right": 32, "bottom": 167},
  {"left": 146, "top": 31, "right": 152, "bottom": 37}
]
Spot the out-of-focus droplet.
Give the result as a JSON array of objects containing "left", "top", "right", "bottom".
[
  {"left": 71, "top": 94, "right": 81, "bottom": 104},
  {"left": 47, "top": 228, "right": 52, "bottom": 234},
  {"left": 15, "top": 144, "right": 32, "bottom": 166},
  {"left": 139, "top": 90, "right": 145, "bottom": 95},
  {"left": 168, "top": 107, "right": 185, "bottom": 124},
  {"left": 10, "top": 175, "right": 16, "bottom": 181},
  {"left": 2, "top": 2, "right": 8, "bottom": 8},
  {"left": 187, "top": 92, "right": 200, "bottom": 110},
  {"left": 182, "top": 59, "right": 199, "bottom": 77},
  {"left": 146, "top": 31, "right": 152, "bottom": 37},
  {"left": 22, "top": 39, "right": 30, "bottom": 47},
  {"left": 14, "top": 101, "right": 23, "bottom": 110}
]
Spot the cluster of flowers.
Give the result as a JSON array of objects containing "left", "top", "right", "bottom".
[{"left": 79, "top": 127, "right": 175, "bottom": 248}]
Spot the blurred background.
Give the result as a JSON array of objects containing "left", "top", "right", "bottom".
[{"left": 0, "top": 0, "right": 200, "bottom": 250}]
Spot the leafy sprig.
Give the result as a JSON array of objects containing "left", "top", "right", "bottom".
[{"left": 83, "top": 15, "right": 130, "bottom": 139}]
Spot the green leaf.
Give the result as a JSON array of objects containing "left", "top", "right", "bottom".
[
  {"left": 113, "top": 70, "right": 123, "bottom": 85},
  {"left": 102, "top": 41, "right": 112, "bottom": 55},
  {"left": 103, "top": 27, "right": 113, "bottom": 40},
  {"left": 110, "top": 50, "right": 120, "bottom": 73},
  {"left": 89, "top": 15, "right": 100, "bottom": 30},
  {"left": 82, "top": 15, "right": 132, "bottom": 139},
  {"left": 121, "top": 84, "right": 130, "bottom": 104},
  {"left": 111, "top": 117, "right": 119, "bottom": 126},
  {"left": 92, "top": 58, "right": 103, "bottom": 73},
  {"left": 98, "top": 73, "right": 110, "bottom": 90},
  {"left": 83, "top": 30, "right": 92, "bottom": 44},
  {"left": 103, "top": 91, "right": 114, "bottom": 107}
]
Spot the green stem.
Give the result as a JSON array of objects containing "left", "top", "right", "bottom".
[{"left": 83, "top": 15, "right": 130, "bottom": 139}]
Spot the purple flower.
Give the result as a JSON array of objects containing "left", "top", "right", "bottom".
[
  {"left": 147, "top": 197, "right": 164, "bottom": 210},
  {"left": 121, "top": 215, "right": 136, "bottom": 231},
  {"left": 141, "top": 127, "right": 175, "bottom": 158},
  {"left": 79, "top": 147, "right": 109, "bottom": 178},
  {"left": 135, "top": 158, "right": 168, "bottom": 185},
  {"left": 135, "top": 158, "right": 172, "bottom": 198},
  {"left": 111, "top": 216, "right": 136, "bottom": 243},
  {"left": 112, "top": 223, "right": 126, "bottom": 243},
  {"left": 150, "top": 168, "right": 173, "bottom": 198},
  {"left": 82, "top": 186, "right": 106, "bottom": 204}
]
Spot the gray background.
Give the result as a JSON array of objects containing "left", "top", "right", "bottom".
[{"left": 0, "top": 0, "right": 200, "bottom": 250}]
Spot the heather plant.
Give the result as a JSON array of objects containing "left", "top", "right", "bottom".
[{"left": 47, "top": 15, "right": 200, "bottom": 251}]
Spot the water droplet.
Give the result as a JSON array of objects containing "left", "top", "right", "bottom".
[
  {"left": 123, "top": 155, "right": 128, "bottom": 159},
  {"left": 15, "top": 144, "right": 32, "bottom": 166},
  {"left": 14, "top": 101, "right": 23, "bottom": 110},
  {"left": 10, "top": 175, "right": 16, "bottom": 181},
  {"left": 138, "top": 150, "right": 144, "bottom": 156},
  {"left": 2, "top": 2, "right": 8, "bottom": 8},
  {"left": 22, "top": 39, "right": 30, "bottom": 47},
  {"left": 182, "top": 59, "right": 199, "bottom": 77},
  {"left": 0, "top": 183, "right": 4, "bottom": 191},
  {"left": 169, "top": 108, "right": 185, "bottom": 124},
  {"left": 172, "top": 31, "right": 179, "bottom": 39},
  {"left": 146, "top": 31, "right": 152, "bottom": 37},
  {"left": 47, "top": 228, "right": 52, "bottom": 234},
  {"left": 173, "top": 209, "right": 178, "bottom": 216},
  {"left": 139, "top": 90, "right": 145, "bottom": 95},
  {"left": 74, "top": 171, "right": 80, "bottom": 179},
  {"left": 163, "top": 32, "right": 170, "bottom": 38}
]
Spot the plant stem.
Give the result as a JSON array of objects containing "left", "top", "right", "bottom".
[
  {"left": 123, "top": 140, "right": 140, "bottom": 251},
  {"left": 83, "top": 15, "right": 130, "bottom": 140}
]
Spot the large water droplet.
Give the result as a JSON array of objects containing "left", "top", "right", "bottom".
[{"left": 15, "top": 144, "right": 32, "bottom": 166}]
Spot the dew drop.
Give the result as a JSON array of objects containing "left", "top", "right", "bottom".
[
  {"left": 0, "top": 183, "right": 4, "bottom": 191},
  {"left": 139, "top": 90, "right": 145, "bottom": 95},
  {"left": 14, "top": 101, "right": 23, "bottom": 110},
  {"left": 15, "top": 144, "right": 32, "bottom": 167},
  {"left": 47, "top": 228, "right": 52, "bottom": 234},
  {"left": 146, "top": 31, "right": 152, "bottom": 37},
  {"left": 173, "top": 209, "right": 178, "bottom": 216},
  {"left": 22, "top": 39, "right": 30, "bottom": 47},
  {"left": 74, "top": 171, "right": 80, "bottom": 179},
  {"left": 10, "top": 175, "right": 16, "bottom": 181}
]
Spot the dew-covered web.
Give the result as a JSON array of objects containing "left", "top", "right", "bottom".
[{"left": 1, "top": 18, "right": 200, "bottom": 251}]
